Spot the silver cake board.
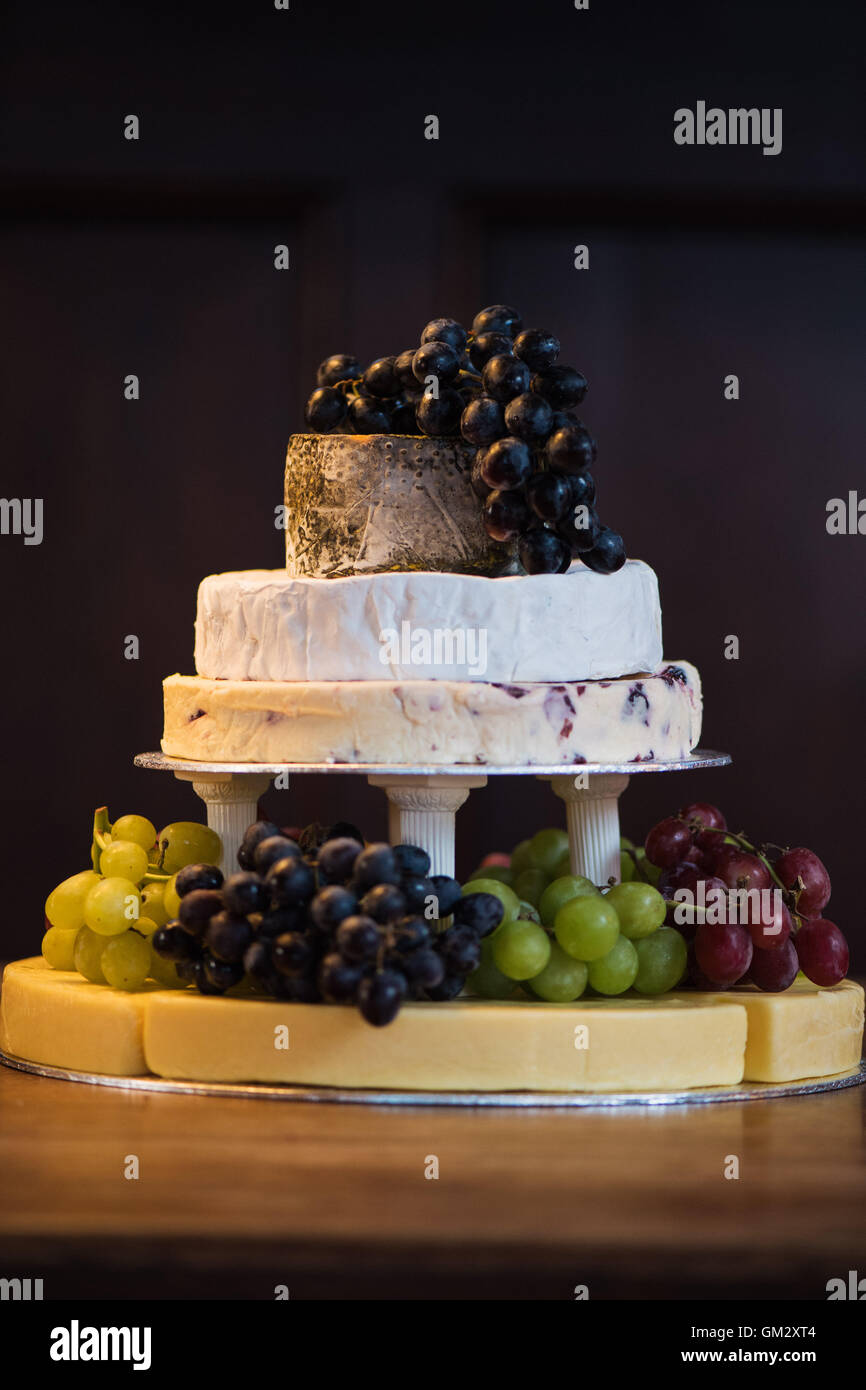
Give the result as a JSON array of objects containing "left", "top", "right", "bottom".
[
  {"left": 2, "top": 1050, "right": 862, "bottom": 1109},
  {"left": 134, "top": 749, "right": 732, "bottom": 881}
]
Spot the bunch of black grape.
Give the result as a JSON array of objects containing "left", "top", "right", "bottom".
[
  {"left": 303, "top": 304, "right": 625, "bottom": 577},
  {"left": 152, "top": 820, "right": 505, "bottom": 1026}
]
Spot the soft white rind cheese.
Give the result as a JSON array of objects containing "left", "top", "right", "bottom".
[
  {"left": 194, "top": 562, "right": 664, "bottom": 684},
  {"left": 162, "top": 662, "right": 702, "bottom": 765}
]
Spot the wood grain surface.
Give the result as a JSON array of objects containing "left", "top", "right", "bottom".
[{"left": 1, "top": 1063, "right": 864, "bottom": 1299}]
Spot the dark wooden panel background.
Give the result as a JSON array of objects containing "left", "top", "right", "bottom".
[{"left": 1, "top": 0, "right": 863, "bottom": 963}]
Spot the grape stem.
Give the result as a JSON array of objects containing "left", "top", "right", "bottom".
[
  {"left": 689, "top": 825, "right": 807, "bottom": 929},
  {"left": 90, "top": 806, "right": 112, "bottom": 872},
  {"left": 622, "top": 847, "right": 656, "bottom": 886}
]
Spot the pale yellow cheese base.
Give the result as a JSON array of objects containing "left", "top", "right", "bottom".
[
  {"left": 730, "top": 981, "right": 863, "bottom": 1083},
  {"left": 1, "top": 960, "right": 862, "bottom": 1093},
  {"left": 143, "top": 991, "right": 747, "bottom": 1092},
  {"left": 0, "top": 957, "right": 154, "bottom": 1076}
]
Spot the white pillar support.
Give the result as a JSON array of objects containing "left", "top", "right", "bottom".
[
  {"left": 545, "top": 773, "right": 631, "bottom": 886},
  {"left": 368, "top": 775, "right": 487, "bottom": 878},
  {"left": 172, "top": 770, "right": 273, "bottom": 873}
]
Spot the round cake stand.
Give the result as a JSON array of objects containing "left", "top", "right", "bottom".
[
  {"left": 134, "top": 750, "right": 731, "bottom": 882},
  {"left": 2, "top": 1052, "right": 863, "bottom": 1108}
]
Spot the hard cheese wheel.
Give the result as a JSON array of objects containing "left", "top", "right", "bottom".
[
  {"left": 0, "top": 957, "right": 154, "bottom": 1076},
  {"left": 734, "top": 980, "right": 863, "bottom": 1083},
  {"left": 1, "top": 960, "right": 862, "bottom": 1092},
  {"left": 143, "top": 991, "right": 747, "bottom": 1093}
]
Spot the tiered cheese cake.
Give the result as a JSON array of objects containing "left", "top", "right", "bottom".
[
  {"left": 162, "top": 435, "right": 703, "bottom": 767},
  {"left": 3, "top": 304, "right": 862, "bottom": 1099}
]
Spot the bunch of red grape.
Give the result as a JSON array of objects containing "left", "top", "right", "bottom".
[{"left": 638, "top": 802, "right": 848, "bottom": 993}]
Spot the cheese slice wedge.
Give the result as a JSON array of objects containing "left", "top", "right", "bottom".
[
  {"left": 0, "top": 957, "right": 153, "bottom": 1076},
  {"left": 723, "top": 980, "right": 864, "bottom": 1083}
]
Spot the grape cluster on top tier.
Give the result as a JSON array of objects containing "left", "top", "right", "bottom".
[
  {"left": 303, "top": 304, "right": 626, "bottom": 577},
  {"left": 152, "top": 820, "right": 505, "bottom": 1027}
]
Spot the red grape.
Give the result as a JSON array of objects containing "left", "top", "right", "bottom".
[
  {"left": 694, "top": 921, "right": 753, "bottom": 987},
  {"left": 684, "top": 844, "right": 709, "bottom": 866},
  {"left": 749, "top": 897, "right": 792, "bottom": 952},
  {"left": 666, "top": 874, "right": 727, "bottom": 935},
  {"left": 714, "top": 850, "right": 771, "bottom": 893},
  {"left": 709, "top": 842, "right": 741, "bottom": 874},
  {"left": 776, "top": 848, "right": 831, "bottom": 917},
  {"left": 680, "top": 801, "right": 726, "bottom": 832},
  {"left": 749, "top": 937, "right": 798, "bottom": 992},
  {"left": 794, "top": 918, "right": 848, "bottom": 987},
  {"left": 698, "top": 876, "right": 732, "bottom": 924},
  {"left": 658, "top": 861, "right": 702, "bottom": 900},
  {"left": 645, "top": 817, "right": 691, "bottom": 869},
  {"left": 687, "top": 941, "right": 729, "bottom": 990},
  {"left": 680, "top": 801, "right": 727, "bottom": 854}
]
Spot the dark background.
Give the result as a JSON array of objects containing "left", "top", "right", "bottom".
[{"left": 1, "top": 0, "right": 863, "bottom": 964}]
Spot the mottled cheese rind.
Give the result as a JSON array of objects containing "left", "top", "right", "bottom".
[
  {"left": 161, "top": 662, "right": 702, "bottom": 766},
  {"left": 284, "top": 434, "right": 516, "bottom": 578},
  {"left": 194, "top": 562, "right": 664, "bottom": 685},
  {"left": 0, "top": 958, "right": 151, "bottom": 1076},
  {"left": 142, "top": 992, "right": 747, "bottom": 1092}
]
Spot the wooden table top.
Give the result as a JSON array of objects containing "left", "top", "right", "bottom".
[{"left": 1, "top": 1061, "right": 864, "bottom": 1300}]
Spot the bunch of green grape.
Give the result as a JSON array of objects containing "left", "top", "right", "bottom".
[
  {"left": 42, "top": 811, "right": 221, "bottom": 991},
  {"left": 463, "top": 827, "right": 685, "bottom": 1002}
]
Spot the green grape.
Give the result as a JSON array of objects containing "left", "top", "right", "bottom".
[
  {"left": 619, "top": 852, "right": 637, "bottom": 882},
  {"left": 620, "top": 835, "right": 635, "bottom": 852},
  {"left": 467, "top": 938, "right": 520, "bottom": 999},
  {"left": 554, "top": 895, "right": 619, "bottom": 962},
  {"left": 156, "top": 822, "right": 222, "bottom": 873},
  {"left": 470, "top": 864, "right": 514, "bottom": 886},
  {"left": 110, "top": 814, "right": 157, "bottom": 851},
  {"left": 163, "top": 874, "right": 181, "bottom": 918},
  {"left": 527, "top": 941, "right": 588, "bottom": 1002},
  {"left": 461, "top": 878, "right": 521, "bottom": 928},
  {"left": 73, "top": 926, "right": 108, "bottom": 983},
  {"left": 132, "top": 915, "right": 158, "bottom": 938},
  {"left": 41, "top": 926, "right": 78, "bottom": 971},
  {"left": 45, "top": 869, "right": 101, "bottom": 931},
  {"left": 527, "top": 827, "right": 570, "bottom": 876},
  {"left": 539, "top": 874, "right": 598, "bottom": 927},
  {"left": 551, "top": 846, "right": 572, "bottom": 879},
  {"left": 633, "top": 927, "right": 688, "bottom": 996},
  {"left": 516, "top": 899, "right": 541, "bottom": 924},
  {"left": 140, "top": 881, "right": 169, "bottom": 928},
  {"left": 148, "top": 948, "right": 188, "bottom": 989},
  {"left": 605, "top": 881, "right": 667, "bottom": 939},
  {"left": 512, "top": 868, "right": 549, "bottom": 908},
  {"left": 634, "top": 848, "right": 662, "bottom": 887},
  {"left": 84, "top": 877, "right": 142, "bottom": 936},
  {"left": 99, "top": 839, "right": 149, "bottom": 884},
  {"left": 101, "top": 930, "right": 152, "bottom": 991},
  {"left": 491, "top": 920, "right": 552, "bottom": 980},
  {"left": 588, "top": 936, "right": 639, "bottom": 995},
  {"left": 509, "top": 838, "right": 534, "bottom": 877}
]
